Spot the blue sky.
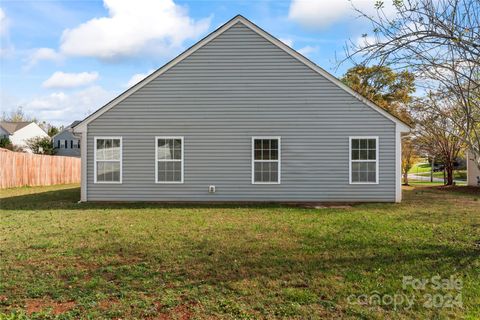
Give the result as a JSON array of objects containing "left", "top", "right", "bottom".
[{"left": 0, "top": 0, "right": 386, "bottom": 126}]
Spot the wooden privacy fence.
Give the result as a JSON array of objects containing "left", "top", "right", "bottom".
[{"left": 0, "top": 148, "right": 81, "bottom": 188}]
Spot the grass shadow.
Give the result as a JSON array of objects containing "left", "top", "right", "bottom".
[{"left": 0, "top": 187, "right": 300, "bottom": 211}]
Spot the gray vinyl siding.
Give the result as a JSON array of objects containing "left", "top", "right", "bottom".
[{"left": 86, "top": 22, "right": 396, "bottom": 202}]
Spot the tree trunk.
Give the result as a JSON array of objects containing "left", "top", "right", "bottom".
[
  {"left": 403, "top": 171, "right": 409, "bottom": 186},
  {"left": 445, "top": 166, "right": 454, "bottom": 186},
  {"left": 430, "top": 157, "right": 434, "bottom": 182}
]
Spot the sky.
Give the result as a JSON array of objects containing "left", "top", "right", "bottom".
[{"left": 0, "top": 0, "right": 387, "bottom": 126}]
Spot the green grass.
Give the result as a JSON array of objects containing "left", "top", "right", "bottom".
[
  {"left": 409, "top": 162, "right": 432, "bottom": 174},
  {"left": 408, "top": 181, "right": 446, "bottom": 187},
  {"left": 1, "top": 184, "right": 479, "bottom": 319}
]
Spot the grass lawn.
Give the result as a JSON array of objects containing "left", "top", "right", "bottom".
[
  {"left": 1, "top": 185, "right": 479, "bottom": 319},
  {"left": 409, "top": 162, "right": 432, "bottom": 174}
]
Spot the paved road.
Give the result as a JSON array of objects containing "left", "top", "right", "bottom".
[{"left": 408, "top": 173, "right": 466, "bottom": 184}]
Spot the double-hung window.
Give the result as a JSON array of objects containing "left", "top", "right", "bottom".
[
  {"left": 156, "top": 137, "right": 183, "bottom": 183},
  {"left": 349, "top": 137, "right": 378, "bottom": 184},
  {"left": 94, "top": 137, "right": 122, "bottom": 183},
  {"left": 252, "top": 137, "right": 281, "bottom": 184}
]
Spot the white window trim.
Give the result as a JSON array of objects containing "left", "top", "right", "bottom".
[
  {"left": 349, "top": 136, "right": 379, "bottom": 185},
  {"left": 251, "top": 136, "right": 281, "bottom": 185},
  {"left": 155, "top": 136, "right": 184, "bottom": 184},
  {"left": 94, "top": 136, "right": 123, "bottom": 184}
]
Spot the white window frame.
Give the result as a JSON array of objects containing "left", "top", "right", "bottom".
[
  {"left": 155, "top": 136, "right": 184, "bottom": 184},
  {"left": 94, "top": 136, "right": 123, "bottom": 184},
  {"left": 251, "top": 136, "right": 281, "bottom": 185},
  {"left": 349, "top": 136, "right": 379, "bottom": 184}
]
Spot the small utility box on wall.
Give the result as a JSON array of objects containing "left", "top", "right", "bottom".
[{"left": 208, "top": 185, "right": 216, "bottom": 193}]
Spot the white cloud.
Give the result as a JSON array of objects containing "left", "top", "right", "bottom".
[
  {"left": 125, "top": 69, "right": 155, "bottom": 87},
  {"left": 297, "top": 45, "right": 318, "bottom": 56},
  {"left": 2, "top": 86, "right": 115, "bottom": 126},
  {"left": 0, "top": 7, "right": 14, "bottom": 57},
  {"left": 288, "top": 0, "right": 396, "bottom": 28},
  {"left": 0, "top": 7, "right": 8, "bottom": 36},
  {"left": 42, "top": 71, "right": 99, "bottom": 89},
  {"left": 25, "top": 48, "right": 63, "bottom": 70},
  {"left": 280, "top": 38, "right": 294, "bottom": 47},
  {"left": 59, "top": 0, "right": 211, "bottom": 60}
]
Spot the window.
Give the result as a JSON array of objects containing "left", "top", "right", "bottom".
[
  {"left": 94, "top": 137, "right": 122, "bottom": 183},
  {"left": 350, "top": 137, "right": 378, "bottom": 184},
  {"left": 155, "top": 137, "right": 183, "bottom": 183},
  {"left": 57, "top": 140, "right": 60, "bottom": 148},
  {"left": 252, "top": 137, "right": 280, "bottom": 184},
  {"left": 64, "top": 140, "right": 68, "bottom": 149},
  {"left": 70, "top": 140, "right": 73, "bottom": 148},
  {"left": 77, "top": 140, "right": 81, "bottom": 148}
]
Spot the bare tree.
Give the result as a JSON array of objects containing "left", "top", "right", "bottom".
[
  {"left": 1, "top": 106, "right": 36, "bottom": 123},
  {"left": 342, "top": 0, "right": 480, "bottom": 166},
  {"left": 413, "top": 96, "right": 464, "bottom": 185}
]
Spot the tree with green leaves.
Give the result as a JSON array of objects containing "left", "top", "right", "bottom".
[
  {"left": 47, "top": 126, "right": 60, "bottom": 137},
  {"left": 25, "top": 136, "right": 56, "bottom": 155},
  {"left": 0, "top": 137, "right": 13, "bottom": 150},
  {"left": 401, "top": 136, "right": 416, "bottom": 185},
  {"left": 341, "top": 65, "right": 415, "bottom": 125}
]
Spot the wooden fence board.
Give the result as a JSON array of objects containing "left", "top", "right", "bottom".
[{"left": 0, "top": 149, "right": 81, "bottom": 188}]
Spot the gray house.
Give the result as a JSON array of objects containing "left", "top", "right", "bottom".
[
  {"left": 73, "top": 15, "right": 410, "bottom": 203},
  {"left": 53, "top": 121, "right": 81, "bottom": 157}
]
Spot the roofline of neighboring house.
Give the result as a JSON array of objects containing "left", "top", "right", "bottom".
[
  {"left": 52, "top": 121, "right": 82, "bottom": 139},
  {"left": 72, "top": 15, "right": 411, "bottom": 133},
  {"left": 0, "top": 123, "right": 9, "bottom": 134},
  {"left": 0, "top": 121, "right": 48, "bottom": 135},
  {"left": 52, "top": 127, "right": 72, "bottom": 139}
]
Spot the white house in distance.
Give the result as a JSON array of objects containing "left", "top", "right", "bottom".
[
  {"left": 0, "top": 121, "right": 49, "bottom": 152},
  {"left": 52, "top": 121, "right": 81, "bottom": 157}
]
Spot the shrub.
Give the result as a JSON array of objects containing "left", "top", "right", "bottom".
[
  {"left": 0, "top": 136, "right": 13, "bottom": 150},
  {"left": 25, "top": 136, "right": 56, "bottom": 155}
]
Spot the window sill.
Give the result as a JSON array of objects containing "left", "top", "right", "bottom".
[
  {"left": 349, "top": 182, "right": 379, "bottom": 185},
  {"left": 155, "top": 181, "right": 184, "bottom": 184},
  {"left": 252, "top": 182, "right": 281, "bottom": 185},
  {"left": 94, "top": 182, "right": 123, "bottom": 184}
]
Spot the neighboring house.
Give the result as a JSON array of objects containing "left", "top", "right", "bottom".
[
  {"left": 73, "top": 15, "right": 410, "bottom": 203},
  {"left": 0, "top": 121, "right": 49, "bottom": 152},
  {"left": 53, "top": 121, "right": 81, "bottom": 157},
  {"left": 466, "top": 150, "right": 480, "bottom": 186}
]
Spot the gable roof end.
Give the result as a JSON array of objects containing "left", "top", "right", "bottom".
[
  {"left": 0, "top": 121, "right": 34, "bottom": 134},
  {"left": 52, "top": 120, "right": 82, "bottom": 139},
  {"left": 72, "top": 15, "right": 411, "bottom": 133}
]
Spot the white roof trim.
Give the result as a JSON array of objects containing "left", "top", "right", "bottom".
[{"left": 73, "top": 15, "right": 411, "bottom": 133}]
